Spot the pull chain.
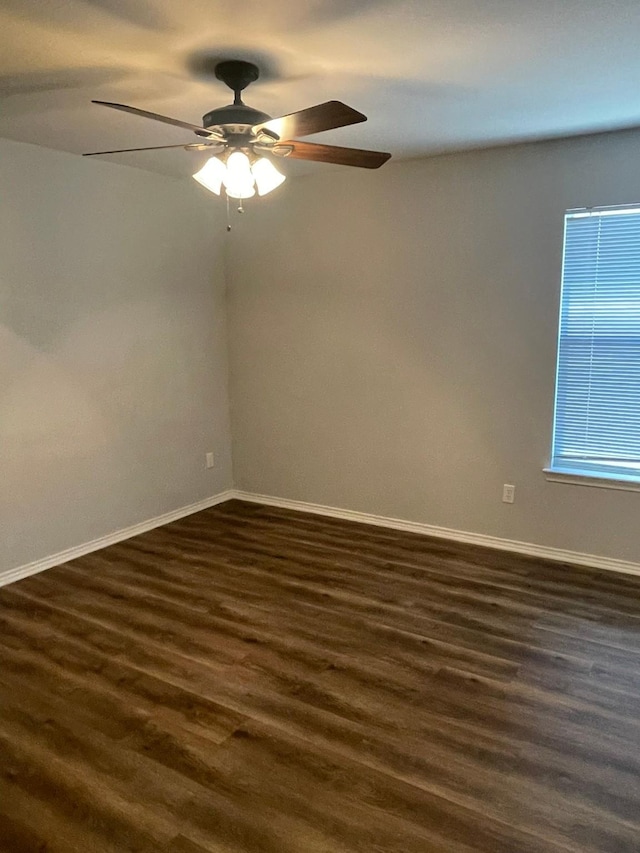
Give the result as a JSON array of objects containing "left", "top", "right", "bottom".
[{"left": 225, "top": 192, "right": 247, "bottom": 232}]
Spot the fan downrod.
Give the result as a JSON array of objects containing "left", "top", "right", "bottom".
[{"left": 215, "top": 60, "right": 260, "bottom": 105}]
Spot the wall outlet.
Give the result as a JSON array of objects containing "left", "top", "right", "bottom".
[
  {"left": 205, "top": 451, "right": 215, "bottom": 469},
  {"left": 502, "top": 483, "right": 515, "bottom": 504}
]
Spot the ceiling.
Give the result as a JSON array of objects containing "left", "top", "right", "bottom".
[{"left": 2, "top": 0, "right": 640, "bottom": 178}]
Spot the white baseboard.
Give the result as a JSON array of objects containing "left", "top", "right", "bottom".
[
  {"left": 0, "top": 490, "right": 235, "bottom": 589},
  {"left": 232, "top": 490, "right": 640, "bottom": 579},
  {"left": 6, "top": 487, "right": 639, "bottom": 589}
]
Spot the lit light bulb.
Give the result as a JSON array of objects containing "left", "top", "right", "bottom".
[
  {"left": 251, "top": 158, "right": 286, "bottom": 196},
  {"left": 192, "top": 156, "right": 226, "bottom": 195},
  {"left": 224, "top": 151, "right": 252, "bottom": 184},
  {"left": 221, "top": 151, "right": 254, "bottom": 198}
]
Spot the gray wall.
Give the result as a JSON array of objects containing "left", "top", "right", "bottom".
[
  {"left": 1, "top": 138, "right": 232, "bottom": 571},
  {"left": 227, "top": 128, "right": 640, "bottom": 563}
]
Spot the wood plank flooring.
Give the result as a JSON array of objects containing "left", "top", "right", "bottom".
[{"left": 2, "top": 499, "right": 640, "bottom": 852}]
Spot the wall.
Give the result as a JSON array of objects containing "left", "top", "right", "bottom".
[
  {"left": 227, "top": 128, "right": 640, "bottom": 564},
  {"left": 1, "top": 138, "right": 232, "bottom": 572}
]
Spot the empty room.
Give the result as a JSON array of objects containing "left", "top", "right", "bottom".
[{"left": 2, "top": 1, "right": 640, "bottom": 851}]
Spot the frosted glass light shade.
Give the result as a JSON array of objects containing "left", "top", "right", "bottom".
[
  {"left": 193, "top": 150, "right": 286, "bottom": 200},
  {"left": 222, "top": 151, "right": 255, "bottom": 199},
  {"left": 252, "top": 157, "right": 286, "bottom": 196},
  {"left": 192, "top": 156, "right": 226, "bottom": 195},
  {"left": 223, "top": 152, "right": 252, "bottom": 187},
  {"left": 225, "top": 182, "right": 256, "bottom": 199}
]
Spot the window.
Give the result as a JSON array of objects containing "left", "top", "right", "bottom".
[{"left": 550, "top": 204, "right": 640, "bottom": 484}]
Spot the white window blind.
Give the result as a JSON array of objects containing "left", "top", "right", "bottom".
[{"left": 551, "top": 204, "right": 640, "bottom": 482}]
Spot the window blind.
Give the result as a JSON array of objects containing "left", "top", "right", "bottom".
[{"left": 551, "top": 205, "right": 640, "bottom": 481}]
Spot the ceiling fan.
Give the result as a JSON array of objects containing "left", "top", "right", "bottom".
[{"left": 84, "top": 60, "right": 391, "bottom": 201}]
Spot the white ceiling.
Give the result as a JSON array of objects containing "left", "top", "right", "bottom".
[{"left": 2, "top": 0, "right": 640, "bottom": 178}]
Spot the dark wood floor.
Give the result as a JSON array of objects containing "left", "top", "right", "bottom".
[{"left": 2, "top": 501, "right": 640, "bottom": 852}]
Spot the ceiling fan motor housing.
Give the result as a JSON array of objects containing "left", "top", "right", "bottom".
[
  {"left": 204, "top": 60, "right": 273, "bottom": 134},
  {"left": 202, "top": 103, "right": 272, "bottom": 131}
]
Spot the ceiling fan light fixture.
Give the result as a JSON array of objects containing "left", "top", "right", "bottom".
[
  {"left": 252, "top": 157, "right": 286, "bottom": 196},
  {"left": 194, "top": 150, "right": 284, "bottom": 200},
  {"left": 192, "top": 155, "right": 225, "bottom": 195}
]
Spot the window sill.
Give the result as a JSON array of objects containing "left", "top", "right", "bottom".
[{"left": 544, "top": 468, "right": 640, "bottom": 493}]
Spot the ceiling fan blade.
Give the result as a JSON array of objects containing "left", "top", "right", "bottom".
[
  {"left": 92, "top": 100, "right": 223, "bottom": 139},
  {"left": 276, "top": 140, "right": 391, "bottom": 169},
  {"left": 253, "top": 101, "right": 366, "bottom": 140},
  {"left": 82, "top": 142, "right": 222, "bottom": 156}
]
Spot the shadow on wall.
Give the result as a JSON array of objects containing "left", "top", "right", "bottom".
[
  {"left": 0, "top": 296, "right": 193, "bottom": 557},
  {"left": 1, "top": 322, "right": 109, "bottom": 469}
]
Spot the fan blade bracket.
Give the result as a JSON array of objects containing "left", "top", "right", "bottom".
[
  {"left": 268, "top": 144, "right": 295, "bottom": 158},
  {"left": 184, "top": 143, "right": 225, "bottom": 153},
  {"left": 255, "top": 128, "right": 280, "bottom": 145}
]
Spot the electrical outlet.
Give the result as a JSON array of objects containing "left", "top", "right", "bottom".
[
  {"left": 205, "top": 452, "right": 215, "bottom": 469},
  {"left": 502, "top": 483, "right": 515, "bottom": 504}
]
